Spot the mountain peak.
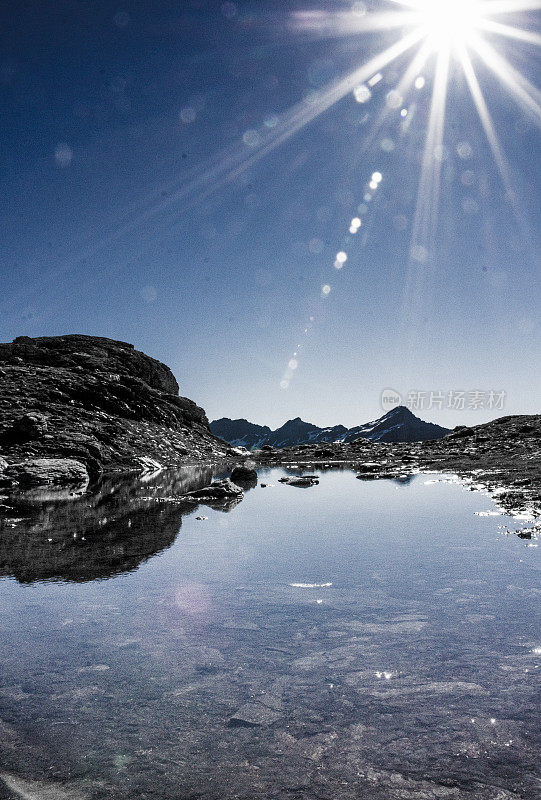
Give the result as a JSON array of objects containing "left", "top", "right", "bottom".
[
  {"left": 382, "top": 405, "right": 415, "bottom": 420},
  {"left": 210, "top": 406, "right": 451, "bottom": 449}
]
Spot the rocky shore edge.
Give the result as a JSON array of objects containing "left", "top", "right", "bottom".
[{"left": 248, "top": 413, "right": 541, "bottom": 524}]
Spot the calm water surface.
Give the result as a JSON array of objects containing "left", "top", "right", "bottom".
[{"left": 0, "top": 468, "right": 539, "bottom": 800}]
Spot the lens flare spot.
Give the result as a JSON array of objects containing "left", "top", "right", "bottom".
[
  {"left": 179, "top": 107, "right": 196, "bottom": 124},
  {"left": 353, "top": 84, "right": 372, "bottom": 103},
  {"left": 55, "top": 143, "right": 73, "bottom": 167},
  {"left": 242, "top": 129, "right": 261, "bottom": 147},
  {"left": 386, "top": 90, "right": 403, "bottom": 109},
  {"left": 288, "top": 359, "right": 298, "bottom": 370},
  {"left": 457, "top": 141, "right": 473, "bottom": 159},
  {"left": 322, "top": 284, "right": 331, "bottom": 295}
]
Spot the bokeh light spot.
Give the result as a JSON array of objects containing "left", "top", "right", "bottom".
[
  {"left": 242, "top": 129, "right": 261, "bottom": 147},
  {"left": 179, "top": 107, "right": 196, "bottom": 124},
  {"left": 353, "top": 84, "right": 372, "bottom": 103},
  {"left": 54, "top": 143, "right": 73, "bottom": 167}
]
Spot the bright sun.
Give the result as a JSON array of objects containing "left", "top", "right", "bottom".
[{"left": 413, "top": 0, "right": 485, "bottom": 48}]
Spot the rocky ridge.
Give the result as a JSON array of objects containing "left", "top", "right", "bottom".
[
  {"left": 0, "top": 334, "right": 230, "bottom": 485},
  {"left": 211, "top": 406, "right": 450, "bottom": 449}
]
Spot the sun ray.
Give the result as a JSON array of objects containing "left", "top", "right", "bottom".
[
  {"left": 479, "top": 0, "right": 541, "bottom": 14},
  {"left": 402, "top": 45, "right": 451, "bottom": 326},
  {"left": 0, "top": 26, "right": 427, "bottom": 318},
  {"left": 470, "top": 33, "right": 541, "bottom": 124},
  {"left": 290, "top": 9, "right": 417, "bottom": 39},
  {"left": 458, "top": 44, "right": 517, "bottom": 204},
  {"left": 458, "top": 42, "right": 541, "bottom": 265},
  {"left": 479, "top": 19, "right": 541, "bottom": 46},
  {"left": 360, "top": 38, "right": 434, "bottom": 152}
]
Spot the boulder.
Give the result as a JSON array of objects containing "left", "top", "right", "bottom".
[
  {"left": 5, "top": 458, "right": 89, "bottom": 487},
  {"left": 279, "top": 475, "right": 319, "bottom": 487},
  {"left": 356, "top": 462, "right": 381, "bottom": 473},
  {"left": 230, "top": 465, "right": 257, "bottom": 484},
  {"left": 186, "top": 478, "right": 244, "bottom": 500},
  {"left": 447, "top": 426, "right": 475, "bottom": 439}
]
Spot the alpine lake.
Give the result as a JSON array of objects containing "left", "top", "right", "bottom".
[{"left": 0, "top": 465, "right": 539, "bottom": 800}]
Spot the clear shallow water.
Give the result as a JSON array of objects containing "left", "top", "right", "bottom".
[{"left": 0, "top": 468, "right": 539, "bottom": 800}]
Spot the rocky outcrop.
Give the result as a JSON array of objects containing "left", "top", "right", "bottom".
[{"left": 0, "top": 334, "right": 228, "bottom": 483}]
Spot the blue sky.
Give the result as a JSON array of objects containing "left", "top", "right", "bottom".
[{"left": 1, "top": 0, "right": 539, "bottom": 428}]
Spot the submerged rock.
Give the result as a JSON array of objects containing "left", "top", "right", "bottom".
[{"left": 279, "top": 475, "right": 319, "bottom": 487}]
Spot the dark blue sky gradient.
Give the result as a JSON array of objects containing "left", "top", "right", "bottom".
[{"left": 1, "top": 0, "right": 539, "bottom": 427}]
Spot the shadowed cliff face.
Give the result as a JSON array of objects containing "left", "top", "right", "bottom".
[
  {"left": 0, "top": 467, "right": 223, "bottom": 583},
  {"left": 0, "top": 335, "right": 229, "bottom": 477}
]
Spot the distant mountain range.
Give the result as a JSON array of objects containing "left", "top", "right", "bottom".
[{"left": 210, "top": 406, "right": 451, "bottom": 449}]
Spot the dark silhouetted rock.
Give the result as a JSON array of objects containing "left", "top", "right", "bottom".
[
  {"left": 0, "top": 334, "right": 228, "bottom": 477},
  {"left": 447, "top": 425, "right": 475, "bottom": 438},
  {"left": 279, "top": 475, "right": 319, "bottom": 487},
  {"left": 230, "top": 465, "right": 257, "bottom": 484},
  {"left": 356, "top": 462, "right": 381, "bottom": 474}
]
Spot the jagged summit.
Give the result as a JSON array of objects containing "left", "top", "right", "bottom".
[{"left": 210, "top": 406, "right": 450, "bottom": 449}]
